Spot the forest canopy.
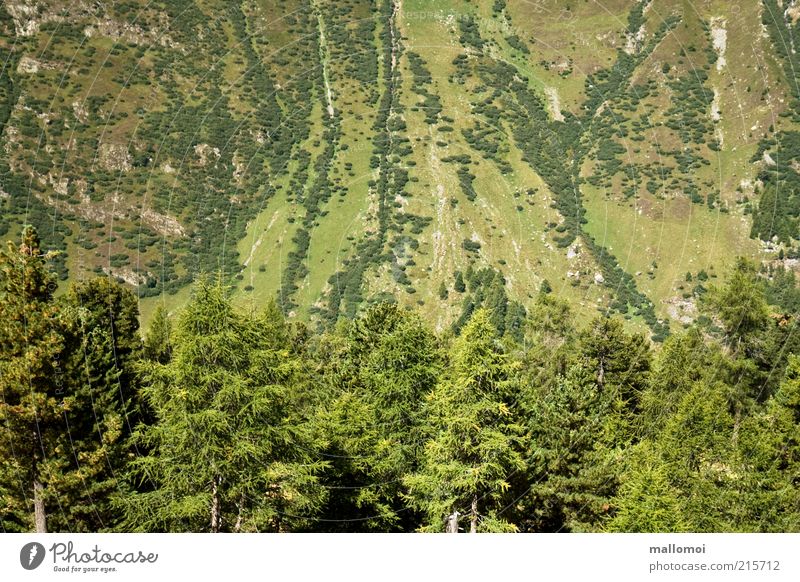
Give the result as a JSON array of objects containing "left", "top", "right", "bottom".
[{"left": 1, "top": 227, "right": 799, "bottom": 533}]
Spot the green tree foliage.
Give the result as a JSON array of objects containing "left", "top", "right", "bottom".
[
  {"left": 405, "top": 309, "right": 524, "bottom": 532},
  {"left": 318, "top": 303, "right": 441, "bottom": 531},
  {"left": 648, "top": 381, "right": 737, "bottom": 531},
  {"left": 0, "top": 227, "right": 66, "bottom": 532},
  {"left": 579, "top": 316, "right": 651, "bottom": 430},
  {"left": 768, "top": 358, "right": 800, "bottom": 506},
  {"left": 519, "top": 363, "right": 618, "bottom": 532},
  {"left": 527, "top": 290, "right": 573, "bottom": 346},
  {"left": 454, "top": 271, "right": 466, "bottom": 293},
  {"left": 606, "top": 444, "right": 688, "bottom": 533},
  {"left": 609, "top": 381, "right": 737, "bottom": 532},
  {"left": 2, "top": 248, "right": 800, "bottom": 533},
  {"left": 613, "top": 323, "right": 800, "bottom": 533},
  {"left": 143, "top": 305, "right": 172, "bottom": 364},
  {"left": 120, "top": 279, "right": 327, "bottom": 532},
  {"left": 453, "top": 267, "right": 527, "bottom": 341},
  {"left": 640, "top": 328, "right": 715, "bottom": 433},
  {"left": 53, "top": 277, "right": 143, "bottom": 531},
  {"left": 63, "top": 276, "right": 143, "bottom": 422},
  {"left": 0, "top": 228, "right": 132, "bottom": 532},
  {"left": 438, "top": 281, "right": 448, "bottom": 300},
  {"left": 704, "top": 259, "right": 770, "bottom": 356},
  {"left": 733, "top": 358, "right": 800, "bottom": 531}
]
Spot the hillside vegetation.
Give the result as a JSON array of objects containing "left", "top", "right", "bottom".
[{"left": 1, "top": 0, "right": 799, "bottom": 338}]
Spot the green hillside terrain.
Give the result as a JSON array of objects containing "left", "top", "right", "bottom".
[{"left": 2, "top": 0, "right": 799, "bottom": 339}]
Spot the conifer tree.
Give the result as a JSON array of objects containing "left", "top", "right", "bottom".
[
  {"left": 733, "top": 357, "right": 800, "bottom": 531},
  {"left": 454, "top": 271, "right": 466, "bottom": 293},
  {"left": 763, "top": 357, "right": 800, "bottom": 526},
  {"left": 640, "top": 327, "right": 713, "bottom": 434},
  {"left": 319, "top": 303, "right": 440, "bottom": 531},
  {"left": 143, "top": 304, "right": 172, "bottom": 364},
  {"left": 579, "top": 316, "right": 650, "bottom": 408},
  {"left": 703, "top": 260, "right": 775, "bottom": 430},
  {"left": 46, "top": 277, "right": 143, "bottom": 531},
  {"left": 63, "top": 277, "right": 143, "bottom": 426},
  {"left": 0, "top": 231, "right": 141, "bottom": 532},
  {"left": 704, "top": 258, "right": 770, "bottom": 357},
  {"left": 121, "top": 278, "right": 327, "bottom": 532},
  {"left": 404, "top": 309, "right": 524, "bottom": 532},
  {"left": 0, "top": 227, "right": 64, "bottom": 532},
  {"left": 657, "top": 381, "right": 738, "bottom": 531},
  {"left": 521, "top": 292, "right": 575, "bottom": 390},
  {"left": 520, "top": 363, "right": 617, "bottom": 532},
  {"left": 606, "top": 443, "right": 688, "bottom": 533},
  {"left": 578, "top": 316, "right": 650, "bottom": 439}
]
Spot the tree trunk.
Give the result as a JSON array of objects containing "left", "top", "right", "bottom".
[
  {"left": 210, "top": 476, "right": 222, "bottom": 533},
  {"left": 469, "top": 494, "right": 478, "bottom": 533},
  {"left": 597, "top": 357, "right": 605, "bottom": 390},
  {"left": 33, "top": 478, "right": 47, "bottom": 533},
  {"left": 446, "top": 511, "right": 459, "bottom": 533},
  {"left": 234, "top": 493, "right": 245, "bottom": 533}
]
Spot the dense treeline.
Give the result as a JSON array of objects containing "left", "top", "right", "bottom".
[{"left": 2, "top": 227, "right": 799, "bottom": 533}]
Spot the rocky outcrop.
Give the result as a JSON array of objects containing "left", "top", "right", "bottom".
[
  {"left": 16, "top": 55, "right": 57, "bottom": 74},
  {"left": 5, "top": 0, "right": 174, "bottom": 46},
  {"left": 98, "top": 143, "right": 132, "bottom": 173}
]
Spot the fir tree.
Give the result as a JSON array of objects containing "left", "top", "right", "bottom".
[
  {"left": 658, "top": 381, "right": 737, "bottom": 531},
  {"left": 704, "top": 258, "right": 770, "bottom": 357},
  {"left": 640, "top": 327, "right": 713, "bottom": 434},
  {"left": 319, "top": 303, "right": 440, "bottom": 531},
  {"left": 48, "top": 277, "right": 143, "bottom": 531},
  {"left": 733, "top": 357, "right": 800, "bottom": 531},
  {"left": 522, "top": 291, "right": 575, "bottom": 389},
  {"left": 580, "top": 316, "right": 650, "bottom": 400},
  {"left": 606, "top": 443, "right": 689, "bottom": 532},
  {"left": 143, "top": 304, "right": 172, "bottom": 364}
]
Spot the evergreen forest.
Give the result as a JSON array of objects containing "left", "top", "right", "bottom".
[{"left": 2, "top": 226, "right": 799, "bottom": 533}]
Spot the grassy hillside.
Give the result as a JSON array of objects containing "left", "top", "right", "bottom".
[{"left": 2, "top": 0, "right": 799, "bottom": 339}]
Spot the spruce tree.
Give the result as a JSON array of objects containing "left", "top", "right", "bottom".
[
  {"left": 46, "top": 277, "right": 143, "bottom": 531},
  {"left": 143, "top": 304, "right": 172, "bottom": 364},
  {"left": 578, "top": 316, "right": 650, "bottom": 439},
  {"left": 733, "top": 357, "right": 800, "bottom": 531},
  {"left": 579, "top": 316, "right": 650, "bottom": 407},
  {"left": 522, "top": 292, "right": 575, "bottom": 390},
  {"left": 520, "top": 363, "right": 618, "bottom": 532},
  {"left": 640, "top": 327, "right": 713, "bottom": 434},
  {"left": 704, "top": 258, "right": 770, "bottom": 357},
  {"left": 765, "top": 357, "right": 800, "bottom": 527},
  {"left": 63, "top": 277, "right": 143, "bottom": 428},
  {"left": 658, "top": 381, "right": 738, "bottom": 531},
  {"left": 607, "top": 443, "right": 688, "bottom": 532}
]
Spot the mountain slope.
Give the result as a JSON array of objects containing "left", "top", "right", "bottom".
[{"left": 1, "top": 0, "right": 799, "bottom": 337}]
